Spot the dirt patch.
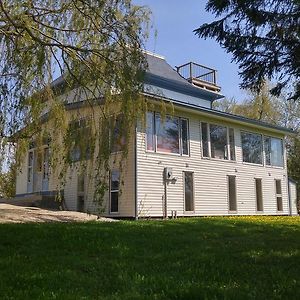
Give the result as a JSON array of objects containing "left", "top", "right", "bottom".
[{"left": 0, "top": 203, "right": 117, "bottom": 223}]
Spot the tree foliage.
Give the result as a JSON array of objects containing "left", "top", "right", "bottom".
[
  {"left": 195, "top": 0, "right": 300, "bottom": 100},
  {"left": 0, "top": 0, "right": 150, "bottom": 206}
]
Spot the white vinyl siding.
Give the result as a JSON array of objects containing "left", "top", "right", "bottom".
[{"left": 136, "top": 110, "right": 289, "bottom": 217}]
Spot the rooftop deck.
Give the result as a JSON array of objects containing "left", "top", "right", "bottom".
[{"left": 176, "top": 62, "right": 221, "bottom": 93}]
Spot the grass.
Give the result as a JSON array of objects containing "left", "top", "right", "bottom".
[{"left": 0, "top": 216, "right": 299, "bottom": 300}]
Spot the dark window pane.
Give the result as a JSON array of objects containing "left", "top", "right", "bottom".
[
  {"left": 228, "top": 175, "right": 237, "bottom": 211},
  {"left": 110, "top": 170, "right": 120, "bottom": 213},
  {"left": 184, "top": 172, "right": 194, "bottom": 211},
  {"left": 229, "top": 128, "right": 235, "bottom": 161},
  {"left": 111, "top": 192, "right": 118, "bottom": 212},
  {"left": 27, "top": 168, "right": 32, "bottom": 183},
  {"left": 181, "top": 119, "right": 189, "bottom": 155},
  {"left": 146, "top": 112, "right": 155, "bottom": 151},
  {"left": 77, "top": 174, "right": 85, "bottom": 193},
  {"left": 111, "top": 170, "right": 120, "bottom": 191},
  {"left": 201, "top": 123, "right": 209, "bottom": 157},
  {"left": 28, "top": 152, "right": 33, "bottom": 167},
  {"left": 275, "top": 179, "right": 282, "bottom": 195},
  {"left": 255, "top": 178, "right": 263, "bottom": 211},
  {"left": 210, "top": 125, "right": 228, "bottom": 159},
  {"left": 241, "top": 132, "right": 263, "bottom": 164},
  {"left": 156, "top": 114, "right": 179, "bottom": 154},
  {"left": 77, "top": 195, "right": 85, "bottom": 212},
  {"left": 264, "top": 136, "right": 271, "bottom": 165},
  {"left": 277, "top": 197, "right": 283, "bottom": 211},
  {"left": 43, "top": 148, "right": 49, "bottom": 180}
]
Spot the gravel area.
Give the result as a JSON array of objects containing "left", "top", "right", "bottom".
[{"left": 0, "top": 202, "right": 117, "bottom": 223}]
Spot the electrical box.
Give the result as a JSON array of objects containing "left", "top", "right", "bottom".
[{"left": 164, "top": 167, "right": 173, "bottom": 181}]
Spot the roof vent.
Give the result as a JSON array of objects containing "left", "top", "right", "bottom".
[{"left": 176, "top": 62, "right": 221, "bottom": 93}]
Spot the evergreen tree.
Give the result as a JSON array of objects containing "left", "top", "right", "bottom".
[{"left": 195, "top": 0, "right": 300, "bottom": 100}]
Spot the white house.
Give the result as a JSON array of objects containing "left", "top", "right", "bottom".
[{"left": 15, "top": 52, "right": 298, "bottom": 218}]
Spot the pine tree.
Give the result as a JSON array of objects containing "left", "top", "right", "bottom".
[{"left": 195, "top": 0, "right": 300, "bottom": 100}]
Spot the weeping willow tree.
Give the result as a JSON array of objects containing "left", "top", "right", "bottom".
[{"left": 0, "top": 0, "right": 151, "bottom": 207}]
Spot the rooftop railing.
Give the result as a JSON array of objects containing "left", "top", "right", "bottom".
[{"left": 176, "top": 62, "right": 220, "bottom": 92}]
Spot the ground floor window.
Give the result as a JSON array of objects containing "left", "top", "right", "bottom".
[
  {"left": 275, "top": 179, "right": 283, "bottom": 211},
  {"left": 110, "top": 170, "right": 120, "bottom": 213},
  {"left": 77, "top": 173, "right": 85, "bottom": 212},
  {"left": 255, "top": 178, "right": 263, "bottom": 211},
  {"left": 228, "top": 175, "right": 237, "bottom": 212},
  {"left": 184, "top": 172, "right": 194, "bottom": 211}
]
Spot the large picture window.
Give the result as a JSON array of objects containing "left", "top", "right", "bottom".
[
  {"left": 146, "top": 112, "right": 189, "bottom": 155},
  {"left": 201, "top": 122, "right": 235, "bottom": 160},
  {"left": 241, "top": 132, "right": 263, "bottom": 164},
  {"left": 156, "top": 114, "right": 179, "bottom": 153},
  {"left": 210, "top": 125, "right": 228, "bottom": 159},
  {"left": 264, "top": 136, "right": 283, "bottom": 167}
]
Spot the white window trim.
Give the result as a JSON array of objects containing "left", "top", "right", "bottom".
[
  {"left": 275, "top": 179, "right": 283, "bottom": 212},
  {"left": 183, "top": 171, "right": 195, "bottom": 213},
  {"left": 201, "top": 122, "right": 236, "bottom": 161},
  {"left": 145, "top": 112, "right": 190, "bottom": 156},
  {"left": 241, "top": 130, "right": 264, "bottom": 165},
  {"left": 110, "top": 170, "right": 120, "bottom": 214},
  {"left": 254, "top": 178, "right": 264, "bottom": 213},
  {"left": 227, "top": 175, "right": 237, "bottom": 213}
]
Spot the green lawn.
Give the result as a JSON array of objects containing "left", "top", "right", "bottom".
[{"left": 0, "top": 216, "right": 299, "bottom": 300}]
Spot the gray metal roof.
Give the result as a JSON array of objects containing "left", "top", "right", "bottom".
[
  {"left": 143, "top": 90, "right": 294, "bottom": 135},
  {"left": 49, "top": 52, "right": 291, "bottom": 135},
  {"left": 144, "top": 53, "right": 223, "bottom": 101}
]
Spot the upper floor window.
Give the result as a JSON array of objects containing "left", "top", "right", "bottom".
[
  {"left": 201, "top": 122, "right": 235, "bottom": 161},
  {"left": 241, "top": 131, "right": 263, "bottom": 164},
  {"left": 146, "top": 112, "right": 189, "bottom": 155},
  {"left": 264, "top": 136, "right": 283, "bottom": 167},
  {"left": 68, "top": 118, "right": 91, "bottom": 162},
  {"left": 111, "top": 114, "right": 126, "bottom": 153}
]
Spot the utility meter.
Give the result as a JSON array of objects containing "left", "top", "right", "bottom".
[{"left": 164, "top": 167, "right": 173, "bottom": 181}]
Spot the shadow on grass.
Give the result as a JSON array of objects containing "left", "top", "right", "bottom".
[{"left": 0, "top": 216, "right": 299, "bottom": 299}]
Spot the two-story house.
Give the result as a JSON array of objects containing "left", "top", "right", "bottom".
[{"left": 15, "top": 52, "right": 298, "bottom": 217}]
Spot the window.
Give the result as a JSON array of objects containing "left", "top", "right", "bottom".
[
  {"left": 146, "top": 112, "right": 189, "bottom": 155},
  {"left": 110, "top": 170, "right": 120, "bottom": 213},
  {"left": 43, "top": 148, "right": 49, "bottom": 180},
  {"left": 181, "top": 119, "right": 189, "bottom": 155},
  {"left": 68, "top": 119, "right": 91, "bottom": 161},
  {"left": 241, "top": 132, "right": 263, "bottom": 164},
  {"left": 210, "top": 125, "right": 228, "bottom": 159},
  {"left": 255, "top": 178, "right": 263, "bottom": 211},
  {"left": 201, "top": 122, "right": 235, "bottom": 160},
  {"left": 228, "top": 175, "right": 237, "bottom": 212},
  {"left": 229, "top": 128, "right": 236, "bottom": 161},
  {"left": 275, "top": 179, "right": 283, "bottom": 211},
  {"left": 184, "top": 172, "right": 194, "bottom": 211},
  {"left": 264, "top": 136, "right": 283, "bottom": 167},
  {"left": 27, "top": 151, "right": 33, "bottom": 183},
  {"left": 156, "top": 114, "right": 179, "bottom": 153},
  {"left": 201, "top": 122, "right": 209, "bottom": 157},
  {"left": 77, "top": 173, "right": 85, "bottom": 212},
  {"left": 111, "top": 114, "right": 126, "bottom": 153},
  {"left": 146, "top": 111, "right": 155, "bottom": 151}
]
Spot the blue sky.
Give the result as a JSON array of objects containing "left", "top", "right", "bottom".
[{"left": 133, "top": 0, "right": 247, "bottom": 101}]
